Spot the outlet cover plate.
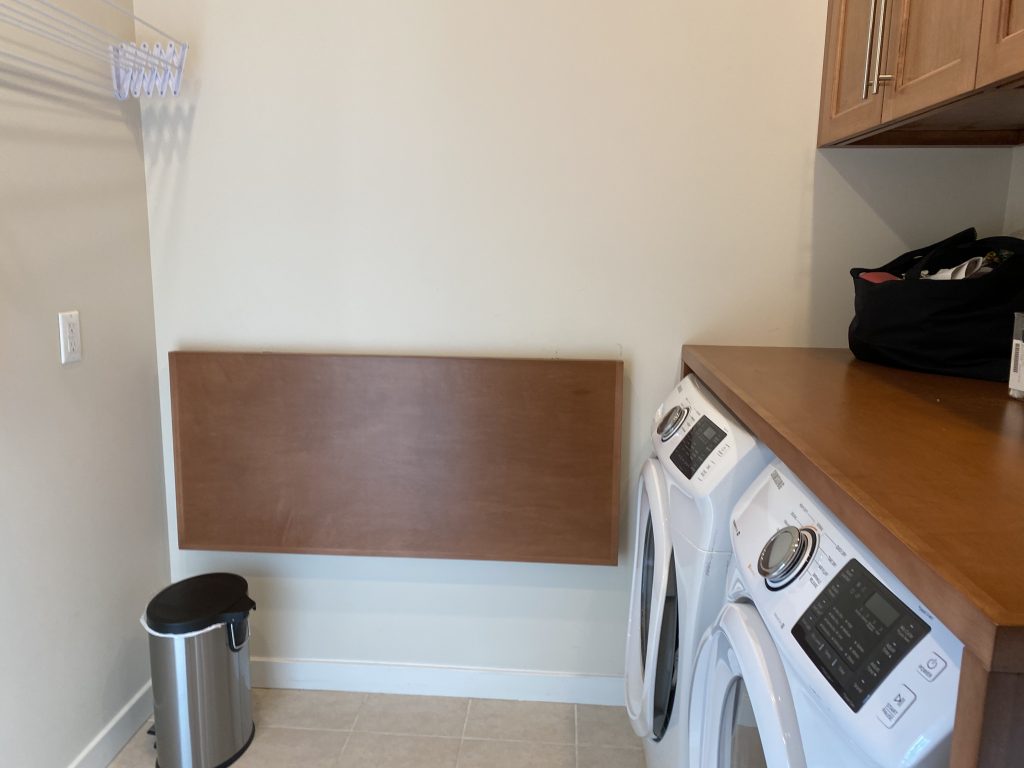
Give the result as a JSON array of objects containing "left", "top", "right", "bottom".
[{"left": 58, "top": 311, "right": 81, "bottom": 364}]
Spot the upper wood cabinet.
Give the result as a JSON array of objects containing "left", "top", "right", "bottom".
[
  {"left": 978, "top": 0, "right": 1024, "bottom": 85},
  {"left": 819, "top": 0, "right": 887, "bottom": 145},
  {"left": 819, "top": 0, "right": 1024, "bottom": 145},
  {"left": 881, "top": 0, "right": 984, "bottom": 121}
]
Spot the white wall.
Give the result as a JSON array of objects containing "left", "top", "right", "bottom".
[
  {"left": 1005, "top": 146, "right": 1024, "bottom": 233},
  {"left": 136, "top": 0, "right": 1014, "bottom": 699},
  {"left": 0, "top": 3, "right": 169, "bottom": 766}
]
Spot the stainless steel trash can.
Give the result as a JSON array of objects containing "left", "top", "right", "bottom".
[{"left": 143, "top": 573, "right": 256, "bottom": 768}]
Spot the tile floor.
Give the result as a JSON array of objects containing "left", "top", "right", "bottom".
[{"left": 110, "top": 689, "right": 646, "bottom": 768}]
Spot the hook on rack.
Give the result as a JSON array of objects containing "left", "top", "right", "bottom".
[{"left": 111, "top": 40, "right": 187, "bottom": 99}]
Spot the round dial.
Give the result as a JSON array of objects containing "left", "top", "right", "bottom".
[
  {"left": 757, "top": 525, "right": 816, "bottom": 590},
  {"left": 656, "top": 405, "right": 689, "bottom": 442}
]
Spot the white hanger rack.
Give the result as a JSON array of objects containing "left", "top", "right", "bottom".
[{"left": 0, "top": 0, "right": 187, "bottom": 99}]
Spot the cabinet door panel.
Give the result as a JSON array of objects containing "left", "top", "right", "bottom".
[
  {"left": 881, "top": 0, "right": 984, "bottom": 121},
  {"left": 978, "top": 0, "right": 1024, "bottom": 86},
  {"left": 819, "top": 0, "right": 886, "bottom": 145},
  {"left": 1012, "top": 1, "right": 1024, "bottom": 28}
]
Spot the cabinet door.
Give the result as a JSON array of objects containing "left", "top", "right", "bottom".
[
  {"left": 880, "top": 0, "right": 985, "bottom": 121},
  {"left": 819, "top": 0, "right": 886, "bottom": 145},
  {"left": 977, "top": 0, "right": 1024, "bottom": 86}
]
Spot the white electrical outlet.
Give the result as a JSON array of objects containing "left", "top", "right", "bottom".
[{"left": 58, "top": 310, "right": 82, "bottom": 364}]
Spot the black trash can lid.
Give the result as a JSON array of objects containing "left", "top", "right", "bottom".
[{"left": 146, "top": 573, "right": 256, "bottom": 634}]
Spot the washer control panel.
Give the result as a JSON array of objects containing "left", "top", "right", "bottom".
[
  {"left": 729, "top": 461, "right": 963, "bottom": 768},
  {"left": 792, "top": 559, "right": 929, "bottom": 712}
]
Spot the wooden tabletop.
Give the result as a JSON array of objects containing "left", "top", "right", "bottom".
[{"left": 682, "top": 346, "right": 1024, "bottom": 674}]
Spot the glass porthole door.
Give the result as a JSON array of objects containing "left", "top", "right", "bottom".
[
  {"left": 625, "top": 459, "right": 675, "bottom": 739},
  {"left": 650, "top": 553, "right": 678, "bottom": 741},
  {"left": 689, "top": 603, "right": 807, "bottom": 768}
]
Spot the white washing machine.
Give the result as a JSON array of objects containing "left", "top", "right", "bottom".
[
  {"left": 625, "top": 375, "right": 773, "bottom": 768},
  {"left": 689, "top": 460, "right": 963, "bottom": 768}
]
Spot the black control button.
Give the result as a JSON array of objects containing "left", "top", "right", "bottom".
[
  {"left": 896, "top": 624, "right": 918, "bottom": 644},
  {"left": 879, "top": 640, "right": 899, "bottom": 660},
  {"left": 820, "top": 644, "right": 837, "bottom": 666},
  {"left": 865, "top": 658, "right": 885, "bottom": 679},
  {"left": 804, "top": 628, "right": 829, "bottom": 655},
  {"left": 831, "top": 657, "right": 851, "bottom": 680}
]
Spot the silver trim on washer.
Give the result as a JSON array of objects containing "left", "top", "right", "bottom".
[{"left": 657, "top": 405, "right": 689, "bottom": 442}]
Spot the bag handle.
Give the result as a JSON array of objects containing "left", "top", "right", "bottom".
[{"left": 850, "top": 228, "right": 976, "bottom": 281}]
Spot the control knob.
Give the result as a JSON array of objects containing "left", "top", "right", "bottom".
[
  {"left": 657, "top": 405, "right": 689, "bottom": 442},
  {"left": 757, "top": 525, "right": 817, "bottom": 590}
]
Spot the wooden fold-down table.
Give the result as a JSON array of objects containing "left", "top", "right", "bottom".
[{"left": 682, "top": 346, "right": 1024, "bottom": 768}]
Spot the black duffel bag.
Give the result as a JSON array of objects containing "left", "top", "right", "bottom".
[{"left": 848, "top": 227, "right": 1024, "bottom": 381}]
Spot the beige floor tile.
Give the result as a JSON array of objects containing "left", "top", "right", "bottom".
[
  {"left": 457, "top": 739, "right": 575, "bottom": 768},
  {"left": 237, "top": 727, "right": 348, "bottom": 768},
  {"left": 338, "top": 732, "right": 460, "bottom": 768},
  {"left": 577, "top": 705, "right": 643, "bottom": 748},
  {"left": 353, "top": 693, "right": 469, "bottom": 737},
  {"left": 463, "top": 699, "right": 575, "bottom": 744},
  {"left": 108, "top": 720, "right": 155, "bottom": 768},
  {"left": 577, "top": 745, "right": 646, "bottom": 768},
  {"left": 253, "top": 688, "right": 365, "bottom": 730}
]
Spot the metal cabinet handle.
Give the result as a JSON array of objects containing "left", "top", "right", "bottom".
[
  {"left": 871, "top": 0, "right": 894, "bottom": 94},
  {"left": 862, "top": 0, "right": 879, "bottom": 99}
]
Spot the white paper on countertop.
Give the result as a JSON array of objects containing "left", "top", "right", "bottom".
[
  {"left": 1012, "top": 313, "right": 1024, "bottom": 394},
  {"left": 1011, "top": 341, "right": 1024, "bottom": 390}
]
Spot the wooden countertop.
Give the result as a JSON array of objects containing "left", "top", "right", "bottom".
[{"left": 682, "top": 346, "right": 1024, "bottom": 673}]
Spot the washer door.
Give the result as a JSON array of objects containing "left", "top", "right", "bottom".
[
  {"left": 625, "top": 459, "right": 678, "bottom": 740},
  {"left": 689, "top": 603, "right": 806, "bottom": 768}
]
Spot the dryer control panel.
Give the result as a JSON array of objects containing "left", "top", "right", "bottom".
[
  {"left": 650, "top": 374, "right": 774, "bottom": 555},
  {"left": 652, "top": 376, "right": 747, "bottom": 492},
  {"left": 668, "top": 415, "right": 727, "bottom": 480}
]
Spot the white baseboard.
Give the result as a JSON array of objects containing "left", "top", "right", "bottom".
[
  {"left": 252, "top": 657, "right": 624, "bottom": 706},
  {"left": 68, "top": 682, "right": 151, "bottom": 768}
]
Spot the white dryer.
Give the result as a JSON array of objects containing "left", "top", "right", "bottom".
[
  {"left": 689, "top": 460, "right": 963, "bottom": 768},
  {"left": 625, "top": 375, "right": 773, "bottom": 768}
]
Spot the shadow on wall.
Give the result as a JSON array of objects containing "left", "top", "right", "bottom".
[
  {"left": 141, "top": 94, "right": 196, "bottom": 165},
  {"left": 0, "top": 63, "right": 132, "bottom": 127},
  {"left": 806, "top": 148, "right": 1014, "bottom": 347},
  {"left": 140, "top": 91, "right": 197, "bottom": 266}
]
